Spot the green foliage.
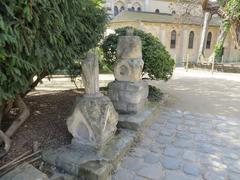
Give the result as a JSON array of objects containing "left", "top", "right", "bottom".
[
  {"left": 0, "top": 0, "right": 107, "bottom": 105},
  {"left": 101, "top": 27, "right": 175, "bottom": 81},
  {"left": 225, "top": 0, "right": 240, "bottom": 24},
  {"left": 148, "top": 85, "right": 163, "bottom": 102}
]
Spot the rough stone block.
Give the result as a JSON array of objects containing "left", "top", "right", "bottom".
[
  {"left": 108, "top": 81, "right": 148, "bottom": 114},
  {"left": 0, "top": 163, "right": 48, "bottom": 180},
  {"left": 43, "top": 129, "right": 136, "bottom": 179},
  {"left": 67, "top": 95, "right": 118, "bottom": 150},
  {"left": 118, "top": 102, "right": 160, "bottom": 131}
]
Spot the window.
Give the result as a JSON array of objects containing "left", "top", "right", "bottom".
[
  {"left": 170, "top": 30, "right": 177, "bottom": 49},
  {"left": 172, "top": 10, "right": 176, "bottom": 15},
  {"left": 188, "top": 31, "right": 194, "bottom": 49},
  {"left": 137, "top": 7, "right": 141, "bottom": 11},
  {"left": 120, "top": 6, "right": 125, "bottom": 12},
  {"left": 114, "top": 6, "right": 119, "bottom": 16},
  {"left": 155, "top": 9, "right": 160, "bottom": 13},
  {"left": 206, "top": 32, "right": 212, "bottom": 49},
  {"left": 131, "top": 7, "right": 135, "bottom": 11}
]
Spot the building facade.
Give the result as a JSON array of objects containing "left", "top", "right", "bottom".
[{"left": 104, "top": 0, "right": 240, "bottom": 66}]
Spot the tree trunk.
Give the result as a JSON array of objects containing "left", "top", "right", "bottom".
[
  {"left": 0, "top": 105, "right": 3, "bottom": 127},
  {"left": 5, "top": 95, "right": 30, "bottom": 138},
  {"left": 23, "top": 71, "right": 48, "bottom": 96},
  {"left": 208, "top": 21, "right": 229, "bottom": 63},
  {"left": 198, "top": 11, "right": 212, "bottom": 63}
]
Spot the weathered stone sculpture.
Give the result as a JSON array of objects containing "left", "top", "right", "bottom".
[
  {"left": 67, "top": 51, "right": 118, "bottom": 150},
  {"left": 108, "top": 28, "right": 149, "bottom": 114}
]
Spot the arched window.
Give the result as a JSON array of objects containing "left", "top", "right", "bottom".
[
  {"left": 172, "top": 10, "right": 176, "bottom": 15},
  {"left": 120, "top": 6, "right": 125, "bottom": 12},
  {"left": 170, "top": 30, "right": 177, "bottom": 49},
  {"left": 114, "top": 6, "right": 119, "bottom": 16},
  {"left": 137, "top": 7, "right": 141, "bottom": 11},
  {"left": 188, "top": 31, "right": 194, "bottom": 49},
  {"left": 131, "top": 7, "right": 135, "bottom": 11},
  {"left": 155, "top": 9, "right": 160, "bottom": 13},
  {"left": 206, "top": 32, "right": 212, "bottom": 49}
]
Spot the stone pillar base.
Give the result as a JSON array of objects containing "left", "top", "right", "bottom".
[{"left": 108, "top": 80, "right": 149, "bottom": 114}]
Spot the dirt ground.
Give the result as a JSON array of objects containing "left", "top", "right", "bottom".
[{"left": 0, "top": 90, "right": 82, "bottom": 167}]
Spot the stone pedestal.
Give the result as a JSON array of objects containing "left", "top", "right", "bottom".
[
  {"left": 108, "top": 81, "right": 148, "bottom": 114},
  {"left": 108, "top": 28, "right": 149, "bottom": 114},
  {"left": 67, "top": 95, "right": 118, "bottom": 150}
]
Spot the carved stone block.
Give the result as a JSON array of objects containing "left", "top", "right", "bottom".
[
  {"left": 108, "top": 81, "right": 149, "bottom": 114},
  {"left": 67, "top": 96, "right": 118, "bottom": 150},
  {"left": 114, "top": 59, "right": 144, "bottom": 82}
]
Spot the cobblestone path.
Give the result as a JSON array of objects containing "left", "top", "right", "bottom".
[
  {"left": 113, "top": 69, "right": 240, "bottom": 180},
  {"left": 113, "top": 108, "right": 240, "bottom": 180}
]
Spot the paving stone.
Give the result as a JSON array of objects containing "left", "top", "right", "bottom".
[
  {"left": 229, "top": 162, "right": 240, "bottom": 174},
  {"left": 132, "top": 176, "right": 149, "bottom": 180},
  {"left": 113, "top": 168, "right": 135, "bottom": 180},
  {"left": 183, "top": 150, "right": 197, "bottom": 162},
  {"left": 136, "top": 164, "right": 163, "bottom": 179},
  {"left": 156, "top": 135, "right": 173, "bottom": 144},
  {"left": 176, "top": 132, "right": 193, "bottom": 140},
  {"left": 163, "top": 146, "right": 182, "bottom": 157},
  {"left": 143, "top": 153, "right": 160, "bottom": 164},
  {"left": 203, "top": 171, "right": 225, "bottom": 180},
  {"left": 164, "top": 171, "right": 198, "bottom": 180},
  {"left": 159, "top": 129, "right": 176, "bottom": 136},
  {"left": 197, "top": 143, "right": 217, "bottom": 154},
  {"left": 174, "top": 139, "right": 193, "bottom": 148},
  {"left": 150, "top": 123, "right": 164, "bottom": 131},
  {"left": 189, "top": 127, "right": 202, "bottom": 134},
  {"left": 131, "top": 148, "right": 150, "bottom": 158},
  {"left": 161, "top": 157, "right": 181, "bottom": 170},
  {"left": 228, "top": 172, "right": 240, "bottom": 180},
  {"left": 183, "top": 162, "right": 200, "bottom": 176},
  {"left": 165, "top": 123, "right": 177, "bottom": 129},
  {"left": 149, "top": 144, "right": 163, "bottom": 153},
  {"left": 121, "top": 156, "right": 144, "bottom": 171},
  {"left": 176, "top": 125, "right": 188, "bottom": 131}
]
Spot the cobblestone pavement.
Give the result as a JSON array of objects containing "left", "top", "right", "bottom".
[
  {"left": 113, "top": 109, "right": 240, "bottom": 180},
  {"left": 113, "top": 69, "right": 240, "bottom": 180}
]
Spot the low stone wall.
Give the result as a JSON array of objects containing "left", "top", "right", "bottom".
[{"left": 187, "top": 62, "right": 240, "bottom": 73}]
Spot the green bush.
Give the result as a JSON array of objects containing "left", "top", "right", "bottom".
[
  {"left": 101, "top": 27, "right": 175, "bottom": 81},
  {"left": 0, "top": 0, "right": 107, "bottom": 105}
]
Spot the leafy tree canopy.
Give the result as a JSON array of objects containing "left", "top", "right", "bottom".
[{"left": 0, "top": 0, "right": 107, "bottom": 105}]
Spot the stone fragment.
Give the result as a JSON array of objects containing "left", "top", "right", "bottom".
[
  {"left": 81, "top": 51, "right": 100, "bottom": 96},
  {"left": 67, "top": 96, "right": 118, "bottom": 149}
]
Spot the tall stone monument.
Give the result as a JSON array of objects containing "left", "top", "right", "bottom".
[
  {"left": 108, "top": 28, "right": 149, "bottom": 114},
  {"left": 67, "top": 51, "right": 118, "bottom": 150}
]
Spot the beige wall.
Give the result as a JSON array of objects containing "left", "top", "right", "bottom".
[{"left": 108, "top": 21, "right": 233, "bottom": 66}]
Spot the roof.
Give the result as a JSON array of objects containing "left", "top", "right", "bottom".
[{"left": 110, "top": 11, "right": 221, "bottom": 26}]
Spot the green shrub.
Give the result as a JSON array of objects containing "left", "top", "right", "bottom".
[
  {"left": 148, "top": 85, "right": 163, "bottom": 102},
  {"left": 101, "top": 27, "right": 175, "bottom": 81}
]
